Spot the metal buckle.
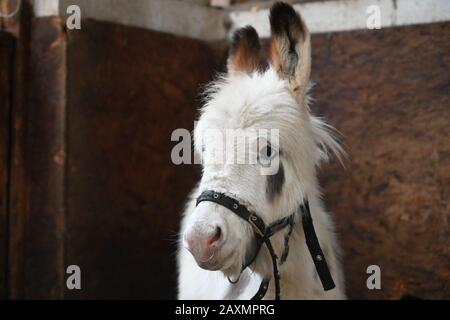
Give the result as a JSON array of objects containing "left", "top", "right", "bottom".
[{"left": 248, "top": 213, "right": 266, "bottom": 238}]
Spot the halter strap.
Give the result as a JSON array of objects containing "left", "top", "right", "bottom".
[
  {"left": 195, "top": 190, "right": 335, "bottom": 299},
  {"left": 196, "top": 190, "right": 266, "bottom": 238},
  {"left": 250, "top": 278, "right": 270, "bottom": 300},
  {"left": 300, "top": 201, "right": 336, "bottom": 291}
]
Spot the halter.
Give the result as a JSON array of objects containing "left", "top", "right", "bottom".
[{"left": 196, "top": 190, "right": 336, "bottom": 300}]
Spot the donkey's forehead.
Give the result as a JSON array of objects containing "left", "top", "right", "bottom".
[{"left": 201, "top": 68, "right": 299, "bottom": 129}]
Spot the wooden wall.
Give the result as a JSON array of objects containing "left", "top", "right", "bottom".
[
  {"left": 2, "top": 15, "right": 220, "bottom": 299},
  {"left": 0, "top": 31, "right": 14, "bottom": 300},
  {"left": 64, "top": 20, "right": 218, "bottom": 299},
  {"left": 313, "top": 23, "right": 450, "bottom": 299}
]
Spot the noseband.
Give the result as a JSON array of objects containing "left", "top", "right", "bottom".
[{"left": 196, "top": 190, "right": 336, "bottom": 300}]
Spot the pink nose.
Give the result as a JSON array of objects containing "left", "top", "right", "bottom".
[{"left": 185, "top": 226, "right": 223, "bottom": 269}]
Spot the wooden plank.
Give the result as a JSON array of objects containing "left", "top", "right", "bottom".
[
  {"left": 0, "top": 31, "right": 14, "bottom": 300},
  {"left": 21, "top": 16, "right": 66, "bottom": 299},
  {"left": 6, "top": 0, "right": 31, "bottom": 300},
  {"left": 7, "top": 9, "right": 67, "bottom": 298}
]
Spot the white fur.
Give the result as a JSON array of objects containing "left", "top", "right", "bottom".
[{"left": 177, "top": 66, "right": 346, "bottom": 299}]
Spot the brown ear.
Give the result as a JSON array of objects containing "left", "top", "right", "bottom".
[
  {"left": 269, "top": 2, "right": 311, "bottom": 98},
  {"left": 227, "top": 26, "right": 264, "bottom": 75}
]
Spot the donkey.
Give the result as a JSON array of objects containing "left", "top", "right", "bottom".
[{"left": 177, "top": 2, "right": 345, "bottom": 300}]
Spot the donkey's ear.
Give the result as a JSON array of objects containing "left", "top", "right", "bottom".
[
  {"left": 269, "top": 2, "right": 311, "bottom": 98},
  {"left": 227, "top": 26, "right": 263, "bottom": 75}
]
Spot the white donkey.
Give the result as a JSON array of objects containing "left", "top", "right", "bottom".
[{"left": 177, "top": 2, "right": 345, "bottom": 300}]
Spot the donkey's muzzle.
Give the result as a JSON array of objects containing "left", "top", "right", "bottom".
[{"left": 185, "top": 226, "right": 223, "bottom": 270}]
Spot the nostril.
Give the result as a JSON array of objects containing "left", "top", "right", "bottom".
[{"left": 207, "top": 226, "right": 222, "bottom": 246}]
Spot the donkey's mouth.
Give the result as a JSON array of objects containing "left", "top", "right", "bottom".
[
  {"left": 196, "top": 261, "right": 222, "bottom": 271},
  {"left": 201, "top": 239, "right": 258, "bottom": 277},
  {"left": 191, "top": 249, "right": 237, "bottom": 272},
  {"left": 187, "top": 246, "right": 225, "bottom": 271}
]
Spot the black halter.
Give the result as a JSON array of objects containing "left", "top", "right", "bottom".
[{"left": 196, "top": 190, "right": 336, "bottom": 300}]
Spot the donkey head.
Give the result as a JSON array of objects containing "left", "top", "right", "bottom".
[{"left": 182, "top": 2, "right": 342, "bottom": 279}]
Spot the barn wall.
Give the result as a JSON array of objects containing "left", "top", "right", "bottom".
[
  {"left": 313, "top": 22, "right": 450, "bottom": 299},
  {"left": 2, "top": 13, "right": 223, "bottom": 300},
  {"left": 64, "top": 20, "right": 219, "bottom": 299}
]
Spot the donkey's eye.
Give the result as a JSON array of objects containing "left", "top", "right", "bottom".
[
  {"left": 259, "top": 144, "right": 278, "bottom": 162},
  {"left": 262, "top": 145, "right": 272, "bottom": 158}
]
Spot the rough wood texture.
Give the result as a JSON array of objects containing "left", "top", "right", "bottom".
[
  {"left": 6, "top": 0, "right": 32, "bottom": 300},
  {"left": 0, "top": 31, "right": 14, "bottom": 300},
  {"left": 312, "top": 22, "right": 450, "bottom": 299},
  {"left": 22, "top": 16, "right": 66, "bottom": 299},
  {"left": 66, "top": 20, "right": 217, "bottom": 299}
]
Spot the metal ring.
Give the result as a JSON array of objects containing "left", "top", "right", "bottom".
[
  {"left": 227, "top": 274, "right": 241, "bottom": 284},
  {"left": 0, "top": 0, "right": 22, "bottom": 18}
]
